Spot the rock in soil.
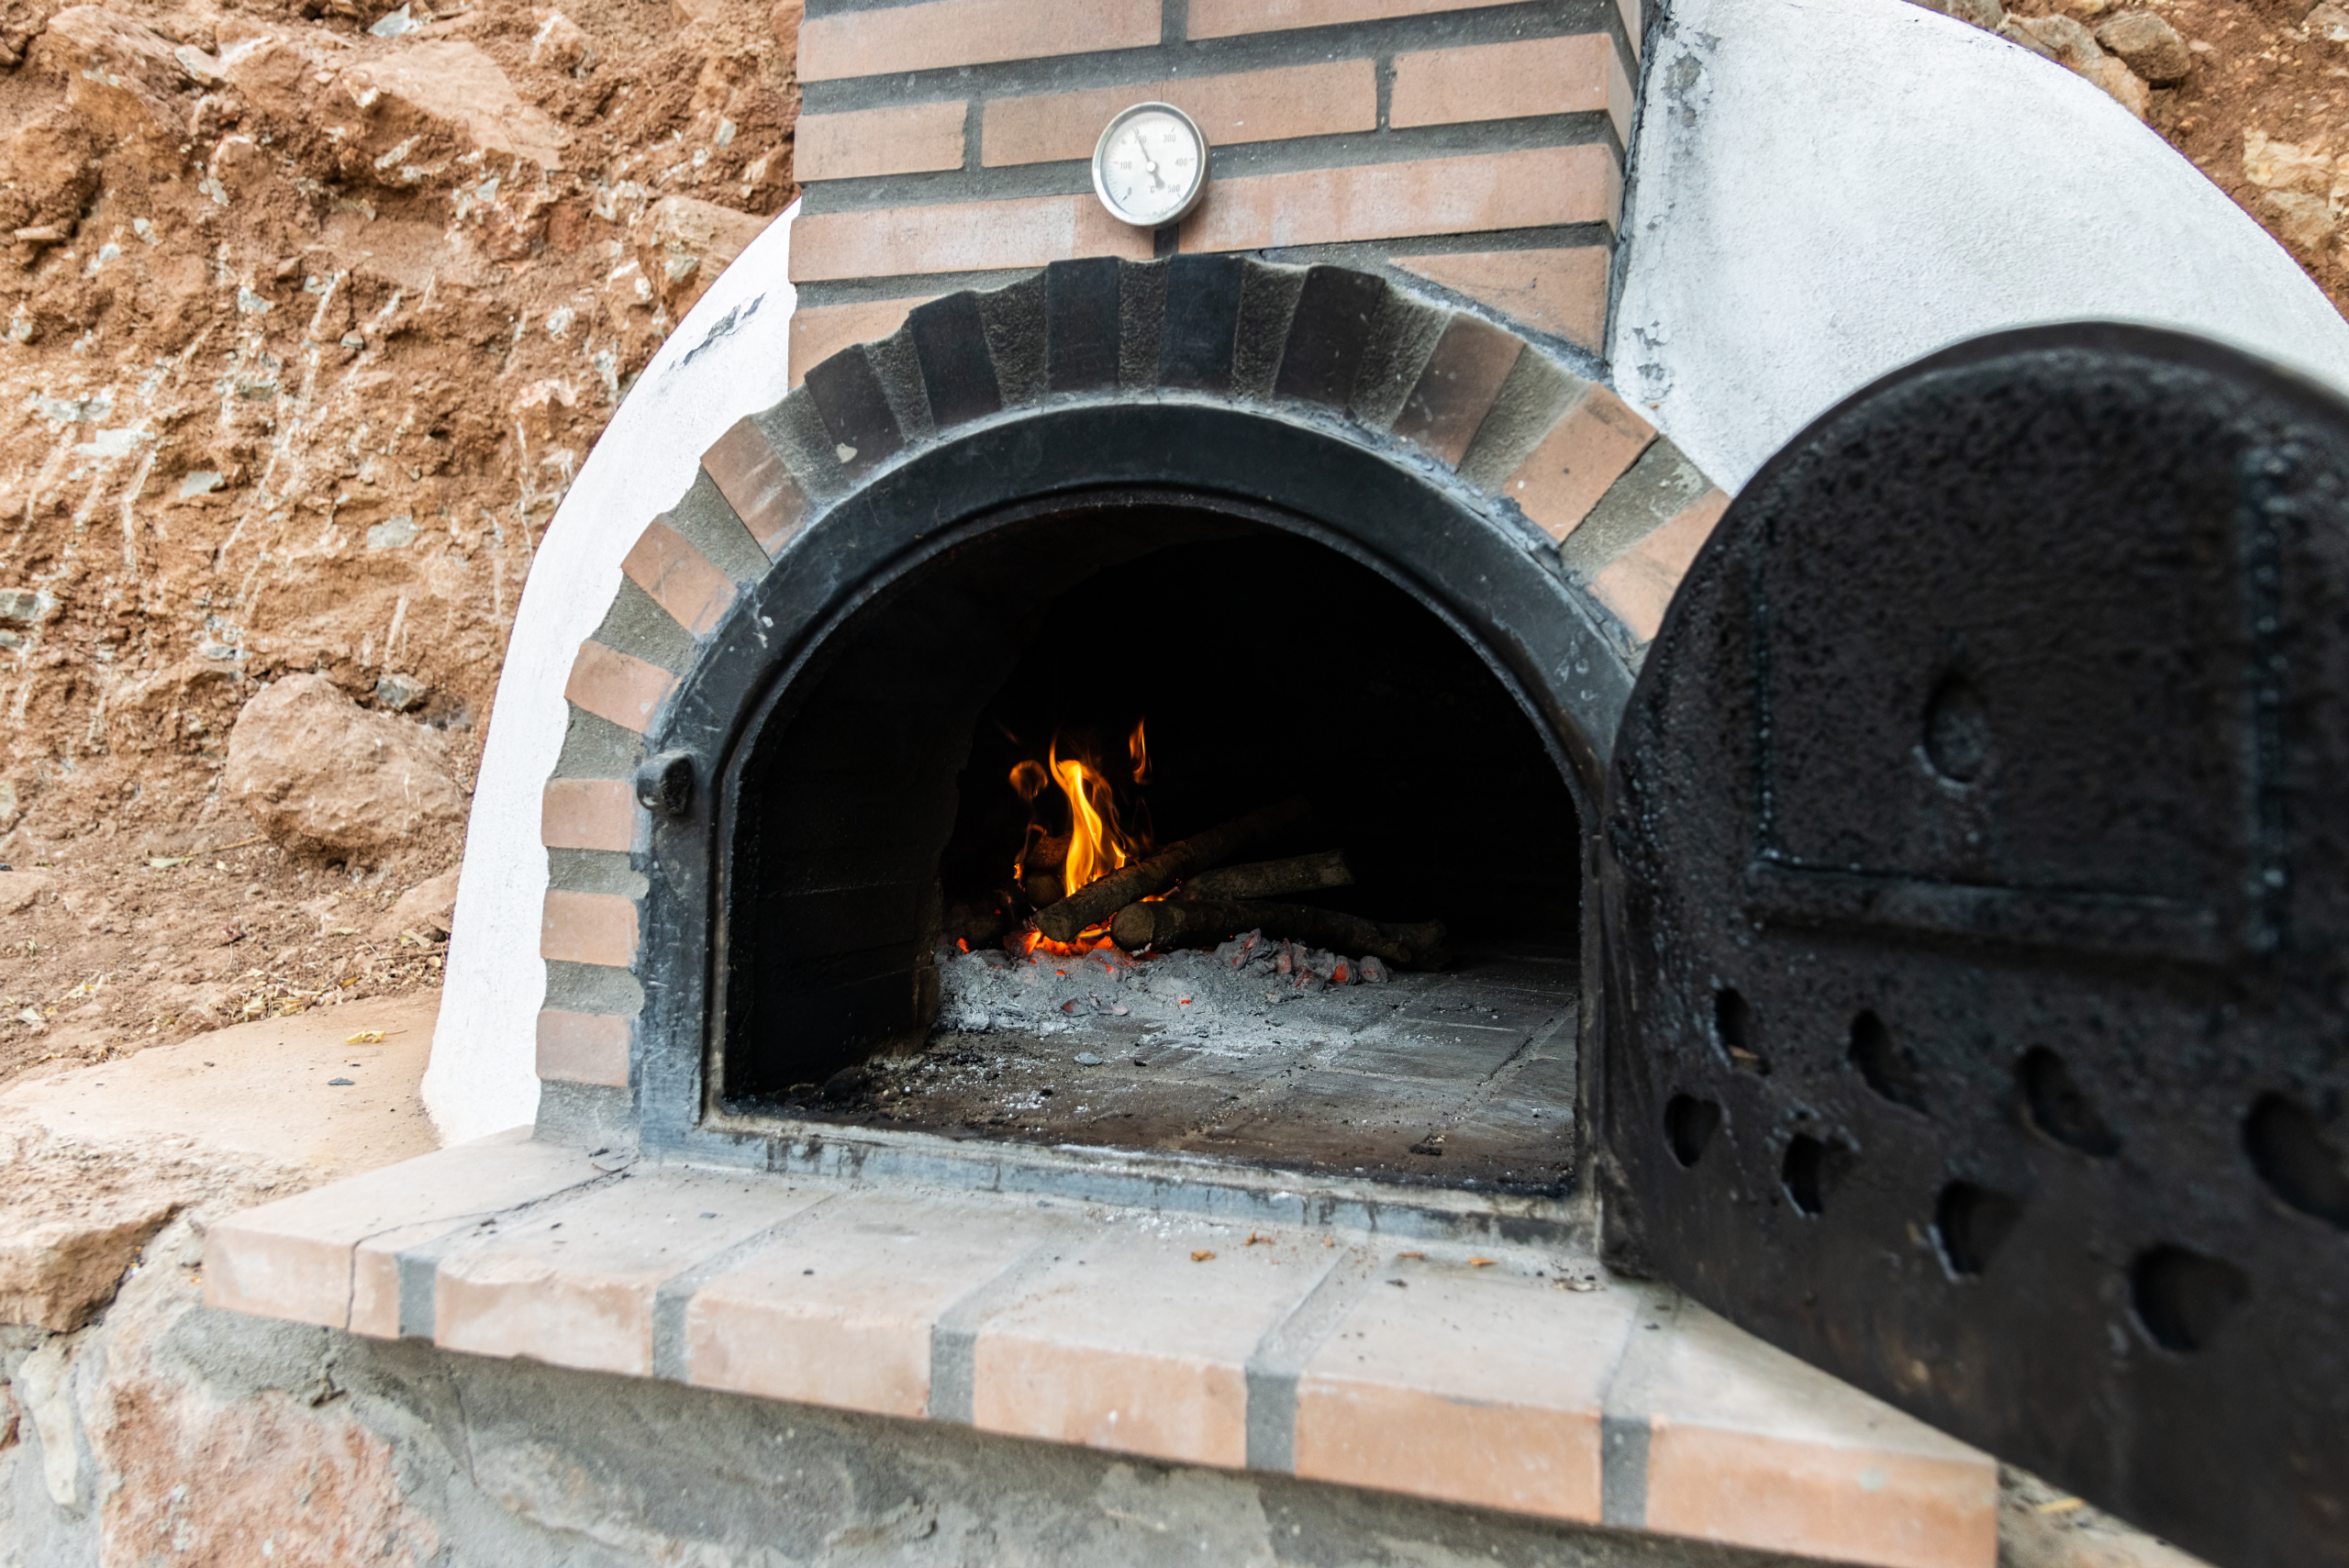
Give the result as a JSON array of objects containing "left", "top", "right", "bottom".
[
  {"left": 2097, "top": 10, "right": 2192, "bottom": 84},
  {"left": 376, "top": 867, "right": 459, "bottom": 942},
  {"left": 224, "top": 674, "right": 466, "bottom": 856}
]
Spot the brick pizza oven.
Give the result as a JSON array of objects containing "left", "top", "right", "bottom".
[
  {"left": 193, "top": 5, "right": 2349, "bottom": 1567},
  {"left": 525, "top": 0, "right": 1719, "bottom": 1195}
]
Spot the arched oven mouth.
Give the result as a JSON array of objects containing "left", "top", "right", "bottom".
[{"left": 703, "top": 486, "right": 1590, "bottom": 1193}]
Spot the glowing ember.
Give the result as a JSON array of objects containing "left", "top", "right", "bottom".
[{"left": 1008, "top": 926, "right": 1120, "bottom": 960}]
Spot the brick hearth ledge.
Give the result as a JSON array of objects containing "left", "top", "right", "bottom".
[{"left": 204, "top": 1130, "right": 1997, "bottom": 1568}]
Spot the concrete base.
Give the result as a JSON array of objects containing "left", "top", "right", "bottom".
[
  {"left": 7, "top": 1217, "right": 1833, "bottom": 1568},
  {"left": 0, "top": 991, "right": 440, "bottom": 1181},
  {"left": 0, "top": 991, "right": 2211, "bottom": 1568},
  {"left": 2, "top": 1224, "right": 2212, "bottom": 1567}
]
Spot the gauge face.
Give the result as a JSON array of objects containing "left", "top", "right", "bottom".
[{"left": 1091, "top": 103, "right": 1208, "bottom": 228}]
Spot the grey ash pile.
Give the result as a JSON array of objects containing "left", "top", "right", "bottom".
[{"left": 934, "top": 928, "right": 1401, "bottom": 1049}]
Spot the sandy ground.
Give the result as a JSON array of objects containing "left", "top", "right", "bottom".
[{"left": 0, "top": 837, "right": 451, "bottom": 1092}]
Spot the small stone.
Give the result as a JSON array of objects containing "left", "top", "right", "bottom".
[
  {"left": 373, "top": 672, "right": 428, "bottom": 712},
  {"left": 375, "top": 869, "right": 458, "bottom": 941},
  {"left": 2010, "top": 13, "right": 2102, "bottom": 69},
  {"left": 2243, "top": 130, "right": 2335, "bottom": 195},
  {"left": 327, "top": 1076, "right": 354, "bottom": 1085},
  {"left": 2079, "top": 52, "right": 2151, "bottom": 117},
  {"left": 2002, "top": 15, "right": 2148, "bottom": 117},
  {"left": 2259, "top": 190, "right": 2336, "bottom": 254},
  {"left": 641, "top": 195, "right": 772, "bottom": 310},
  {"left": 365, "top": 515, "right": 417, "bottom": 550},
  {"left": 2313, "top": 2, "right": 2349, "bottom": 44},
  {"left": 369, "top": 4, "right": 417, "bottom": 37},
  {"left": 1909, "top": 0, "right": 2003, "bottom": 27},
  {"left": 0, "top": 1201, "right": 176, "bottom": 1329},
  {"left": 1073, "top": 1052, "right": 1103, "bottom": 1066},
  {"left": 1998, "top": 16, "right": 2060, "bottom": 58},
  {"left": 2096, "top": 11, "right": 2191, "bottom": 83},
  {"left": 0, "top": 588, "right": 56, "bottom": 624}
]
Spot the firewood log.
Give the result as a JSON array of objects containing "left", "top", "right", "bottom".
[
  {"left": 1031, "top": 797, "right": 1308, "bottom": 942},
  {"left": 1019, "top": 831, "right": 1068, "bottom": 906},
  {"left": 1181, "top": 848, "right": 1353, "bottom": 903},
  {"left": 1108, "top": 898, "right": 1450, "bottom": 970}
]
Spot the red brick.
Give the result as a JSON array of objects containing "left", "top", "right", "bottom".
[
  {"left": 433, "top": 1173, "right": 826, "bottom": 1379},
  {"left": 203, "top": 1131, "right": 587, "bottom": 1332},
  {"left": 1390, "top": 35, "right": 1615, "bottom": 131},
  {"left": 1636, "top": 1307, "right": 1997, "bottom": 1568},
  {"left": 791, "top": 194, "right": 1154, "bottom": 284},
  {"left": 801, "top": 0, "right": 1157, "bottom": 82},
  {"left": 1178, "top": 145, "right": 1620, "bottom": 255},
  {"left": 1392, "top": 314, "right": 1522, "bottom": 469},
  {"left": 796, "top": 101, "right": 967, "bottom": 182},
  {"left": 536, "top": 1009, "right": 631, "bottom": 1087},
  {"left": 686, "top": 1192, "right": 1039, "bottom": 1418},
  {"left": 981, "top": 61, "right": 1375, "bottom": 167},
  {"left": 563, "top": 640, "right": 678, "bottom": 734},
  {"left": 969, "top": 1229, "right": 1320, "bottom": 1468},
  {"left": 541, "top": 777, "right": 636, "bottom": 853},
  {"left": 620, "top": 518, "right": 737, "bottom": 638},
  {"left": 1295, "top": 1263, "right": 1636, "bottom": 1522},
  {"left": 787, "top": 297, "right": 935, "bottom": 388},
  {"left": 701, "top": 417, "right": 808, "bottom": 555},
  {"left": 1188, "top": 0, "right": 1491, "bottom": 39},
  {"left": 540, "top": 889, "right": 640, "bottom": 969},
  {"left": 1392, "top": 246, "right": 1610, "bottom": 352},
  {"left": 1501, "top": 384, "right": 1655, "bottom": 542},
  {"left": 1588, "top": 488, "right": 1731, "bottom": 644}
]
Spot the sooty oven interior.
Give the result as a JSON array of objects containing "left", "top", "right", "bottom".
[{"left": 713, "top": 493, "right": 1585, "bottom": 1190}]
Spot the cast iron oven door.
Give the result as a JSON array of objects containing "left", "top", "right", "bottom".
[{"left": 1600, "top": 325, "right": 2349, "bottom": 1568}]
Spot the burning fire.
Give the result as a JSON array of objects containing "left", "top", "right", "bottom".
[
  {"left": 1008, "top": 719, "right": 1153, "bottom": 934},
  {"left": 1051, "top": 743, "right": 1136, "bottom": 894}
]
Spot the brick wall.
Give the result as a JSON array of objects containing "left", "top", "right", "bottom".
[{"left": 789, "top": 0, "right": 1642, "bottom": 381}]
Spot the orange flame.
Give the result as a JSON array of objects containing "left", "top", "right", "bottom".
[
  {"left": 1051, "top": 737, "right": 1143, "bottom": 895},
  {"left": 1006, "top": 723, "right": 1152, "bottom": 913}
]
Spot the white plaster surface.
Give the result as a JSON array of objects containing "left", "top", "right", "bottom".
[
  {"left": 422, "top": 205, "right": 797, "bottom": 1143},
  {"left": 1614, "top": 0, "right": 2349, "bottom": 490}
]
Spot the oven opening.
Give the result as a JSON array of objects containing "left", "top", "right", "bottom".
[{"left": 715, "top": 497, "right": 1583, "bottom": 1190}]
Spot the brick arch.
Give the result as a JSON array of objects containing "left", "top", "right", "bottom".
[{"left": 528, "top": 256, "right": 1728, "bottom": 1132}]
